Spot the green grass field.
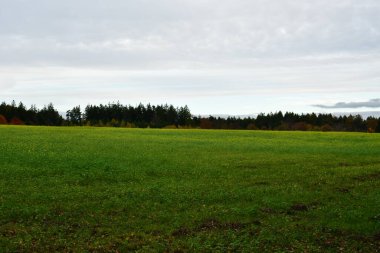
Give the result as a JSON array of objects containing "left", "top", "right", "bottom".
[{"left": 0, "top": 126, "right": 379, "bottom": 252}]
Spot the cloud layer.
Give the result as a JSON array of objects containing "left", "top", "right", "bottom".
[
  {"left": 314, "top": 99, "right": 380, "bottom": 109},
  {"left": 1, "top": 0, "right": 380, "bottom": 68},
  {"left": 1, "top": 0, "right": 380, "bottom": 114}
]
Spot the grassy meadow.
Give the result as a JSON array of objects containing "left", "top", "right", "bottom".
[{"left": 0, "top": 125, "right": 379, "bottom": 252}]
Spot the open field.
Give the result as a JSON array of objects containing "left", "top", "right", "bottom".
[{"left": 0, "top": 126, "right": 379, "bottom": 252}]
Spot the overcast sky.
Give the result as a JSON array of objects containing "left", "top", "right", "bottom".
[{"left": 1, "top": 0, "right": 380, "bottom": 115}]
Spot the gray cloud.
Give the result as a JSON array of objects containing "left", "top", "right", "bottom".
[{"left": 314, "top": 99, "right": 380, "bottom": 109}]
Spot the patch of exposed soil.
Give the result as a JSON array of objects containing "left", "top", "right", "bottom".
[
  {"left": 198, "top": 219, "right": 246, "bottom": 232},
  {"left": 254, "top": 181, "right": 270, "bottom": 186},
  {"left": 336, "top": 187, "right": 351, "bottom": 193},
  {"left": 172, "top": 227, "right": 191, "bottom": 237},
  {"left": 259, "top": 207, "right": 276, "bottom": 214},
  {"left": 354, "top": 172, "right": 380, "bottom": 182},
  {"left": 172, "top": 218, "right": 249, "bottom": 237},
  {"left": 290, "top": 204, "right": 309, "bottom": 212}
]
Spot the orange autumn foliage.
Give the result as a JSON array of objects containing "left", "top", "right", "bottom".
[{"left": 0, "top": 114, "right": 7, "bottom": 124}]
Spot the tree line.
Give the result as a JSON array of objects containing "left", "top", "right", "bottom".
[
  {"left": 1, "top": 101, "right": 380, "bottom": 133},
  {"left": 0, "top": 101, "right": 63, "bottom": 126}
]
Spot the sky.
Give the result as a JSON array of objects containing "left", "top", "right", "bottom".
[{"left": 1, "top": 0, "right": 380, "bottom": 115}]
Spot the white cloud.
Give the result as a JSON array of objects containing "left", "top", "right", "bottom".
[
  {"left": 1, "top": 0, "right": 379, "bottom": 68},
  {"left": 0, "top": 75, "right": 16, "bottom": 90}
]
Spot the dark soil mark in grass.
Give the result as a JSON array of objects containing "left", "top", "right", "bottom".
[
  {"left": 198, "top": 219, "right": 246, "bottom": 232},
  {"left": 370, "top": 214, "right": 380, "bottom": 221},
  {"left": 316, "top": 227, "right": 380, "bottom": 250},
  {"left": 252, "top": 220, "right": 262, "bottom": 225},
  {"left": 172, "top": 218, "right": 249, "bottom": 237},
  {"left": 172, "top": 249, "right": 185, "bottom": 253},
  {"left": 172, "top": 227, "right": 192, "bottom": 237},
  {"left": 290, "top": 204, "right": 309, "bottom": 212},
  {"left": 236, "top": 163, "right": 259, "bottom": 170},
  {"left": 374, "top": 232, "right": 380, "bottom": 241},
  {"left": 354, "top": 171, "right": 380, "bottom": 182},
  {"left": 286, "top": 204, "right": 308, "bottom": 215},
  {"left": 1, "top": 228, "right": 17, "bottom": 237},
  {"left": 338, "top": 161, "right": 380, "bottom": 168},
  {"left": 254, "top": 181, "right": 270, "bottom": 186},
  {"left": 260, "top": 202, "right": 320, "bottom": 216},
  {"left": 0, "top": 222, "right": 17, "bottom": 236},
  {"left": 150, "top": 230, "right": 162, "bottom": 236},
  {"left": 336, "top": 187, "right": 351, "bottom": 193},
  {"left": 286, "top": 202, "right": 320, "bottom": 215},
  {"left": 249, "top": 228, "right": 261, "bottom": 237},
  {"left": 198, "top": 219, "right": 224, "bottom": 231},
  {"left": 259, "top": 207, "right": 276, "bottom": 214}
]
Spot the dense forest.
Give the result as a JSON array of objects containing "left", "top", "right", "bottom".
[{"left": 1, "top": 101, "right": 380, "bottom": 133}]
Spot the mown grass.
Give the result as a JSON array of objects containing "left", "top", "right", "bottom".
[{"left": 0, "top": 125, "right": 379, "bottom": 252}]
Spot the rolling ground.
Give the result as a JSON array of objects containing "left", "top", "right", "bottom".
[{"left": 0, "top": 126, "right": 379, "bottom": 252}]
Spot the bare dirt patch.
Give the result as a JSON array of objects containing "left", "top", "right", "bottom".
[
  {"left": 336, "top": 187, "right": 351, "bottom": 193},
  {"left": 172, "top": 227, "right": 192, "bottom": 237},
  {"left": 259, "top": 207, "right": 276, "bottom": 214},
  {"left": 290, "top": 204, "right": 309, "bottom": 212},
  {"left": 172, "top": 218, "right": 249, "bottom": 237},
  {"left": 198, "top": 219, "right": 246, "bottom": 232},
  {"left": 354, "top": 172, "right": 380, "bottom": 182}
]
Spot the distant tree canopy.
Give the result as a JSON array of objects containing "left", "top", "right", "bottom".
[
  {"left": 72, "top": 103, "right": 192, "bottom": 128},
  {"left": 0, "top": 101, "right": 63, "bottom": 126},
  {"left": 66, "top": 106, "right": 82, "bottom": 126},
  {"left": 1, "top": 100, "right": 379, "bottom": 133}
]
